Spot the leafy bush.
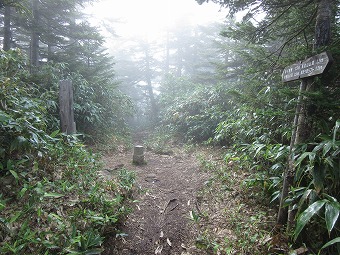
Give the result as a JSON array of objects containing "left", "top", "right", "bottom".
[
  {"left": 290, "top": 120, "right": 340, "bottom": 254},
  {"left": 159, "top": 77, "right": 233, "bottom": 142},
  {"left": 0, "top": 50, "right": 56, "bottom": 175},
  {"left": 224, "top": 120, "right": 340, "bottom": 254},
  {"left": 0, "top": 134, "right": 135, "bottom": 254},
  {"left": 0, "top": 49, "right": 135, "bottom": 254}
]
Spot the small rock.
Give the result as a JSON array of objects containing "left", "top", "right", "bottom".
[
  {"left": 114, "top": 164, "right": 125, "bottom": 170},
  {"left": 145, "top": 174, "right": 159, "bottom": 183}
]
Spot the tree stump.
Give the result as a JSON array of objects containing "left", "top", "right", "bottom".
[{"left": 133, "top": 145, "right": 145, "bottom": 165}]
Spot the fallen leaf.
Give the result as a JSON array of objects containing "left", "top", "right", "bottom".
[
  {"left": 181, "top": 243, "right": 187, "bottom": 249},
  {"left": 155, "top": 245, "right": 163, "bottom": 254},
  {"left": 293, "top": 247, "right": 309, "bottom": 254}
]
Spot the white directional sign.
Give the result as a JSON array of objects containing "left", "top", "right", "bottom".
[{"left": 282, "top": 52, "right": 333, "bottom": 82}]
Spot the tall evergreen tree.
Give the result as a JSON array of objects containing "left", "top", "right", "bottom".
[{"left": 2, "top": 5, "right": 11, "bottom": 50}]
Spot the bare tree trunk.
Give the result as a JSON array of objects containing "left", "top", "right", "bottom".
[
  {"left": 165, "top": 30, "right": 170, "bottom": 74},
  {"left": 144, "top": 46, "right": 158, "bottom": 123},
  {"left": 47, "top": 19, "right": 53, "bottom": 61},
  {"left": 30, "top": 0, "right": 40, "bottom": 71},
  {"left": 315, "top": 0, "right": 332, "bottom": 48},
  {"left": 3, "top": 6, "right": 11, "bottom": 51},
  {"left": 176, "top": 47, "right": 183, "bottom": 77}
]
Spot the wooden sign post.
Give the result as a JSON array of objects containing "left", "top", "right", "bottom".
[
  {"left": 282, "top": 51, "right": 332, "bottom": 82},
  {"left": 277, "top": 52, "right": 333, "bottom": 226},
  {"left": 59, "top": 80, "right": 76, "bottom": 135}
]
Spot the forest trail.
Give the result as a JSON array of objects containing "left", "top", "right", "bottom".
[{"left": 100, "top": 141, "right": 210, "bottom": 255}]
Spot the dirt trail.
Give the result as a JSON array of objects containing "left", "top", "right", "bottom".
[{"left": 101, "top": 145, "right": 210, "bottom": 255}]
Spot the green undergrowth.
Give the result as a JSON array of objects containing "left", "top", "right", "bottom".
[
  {"left": 191, "top": 147, "right": 277, "bottom": 255},
  {"left": 0, "top": 134, "right": 135, "bottom": 255},
  {"left": 144, "top": 128, "right": 177, "bottom": 155},
  {"left": 90, "top": 134, "right": 133, "bottom": 154},
  {"left": 0, "top": 49, "right": 137, "bottom": 254}
]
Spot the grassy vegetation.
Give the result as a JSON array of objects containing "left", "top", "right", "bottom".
[
  {"left": 0, "top": 49, "right": 136, "bottom": 254},
  {"left": 0, "top": 135, "right": 135, "bottom": 254},
  {"left": 191, "top": 147, "right": 278, "bottom": 254}
]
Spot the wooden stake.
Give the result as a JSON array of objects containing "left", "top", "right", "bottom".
[{"left": 59, "top": 80, "right": 76, "bottom": 135}]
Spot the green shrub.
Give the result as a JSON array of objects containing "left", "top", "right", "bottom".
[{"left": 0, "top": 49, "right": 136, "bottom": 255}]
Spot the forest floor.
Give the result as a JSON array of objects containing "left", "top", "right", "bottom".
[{"left": 99, "top": 135, "right": 280, "bottom": 255}]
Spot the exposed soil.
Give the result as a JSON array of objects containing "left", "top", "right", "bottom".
[{"left": 100, "top": 144, "right": 210, "bottom": 255}]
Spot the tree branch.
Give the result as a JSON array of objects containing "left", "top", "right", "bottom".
[{"left": 268, "top": 8, "right": 317, "bottom": 69}]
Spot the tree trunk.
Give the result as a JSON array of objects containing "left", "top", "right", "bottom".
[
  {"left": 277, "top": 80, "right": 307, "bottom": 225},
  {"left": 176, "top": 47, "right": 183, "bottom": 77},
  {"left": 165, "top": 30, "right": 170, "bottom": 74},
  {"left": 144, "top": 46, "right": 158, "bottom": 123},
  {"left": 3, "top": 6, "right": 11, "bottom": 51},
  {"left": 277, "top": 0, "right": 333, "bottom": 228},
  {"left": 47, "top": 19, "right": 53, "bottom": 61},
  {"left": 30, "top": 0, "right": 40, "bottom": 71},
  {"left": 315, "top": 0, "right": 332, "bottom": 48}
]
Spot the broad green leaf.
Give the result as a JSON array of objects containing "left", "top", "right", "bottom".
[
  {"left": 313, "top": 142, "right": 325, "bottom": 153},
  {"left": 332, "top": 148, "right": 340, "bottom": 157},
  {"left": 19, "top": 187, "right": 28, "bottom": 198},
  {"left": 270, "top": 191, "right": 280, "bottom": 204},
  {"left": 254, "top": 144, "right": 266, "bottom": 157},
  {"left": 271, "top": 163, "right": 283, "bottom": 171},
  {"left": 294, "top": 200, "right": 326, "bottom": 241},
  {"left": 333, "top": 120, "right": 340, "bottom": 143},
  {"left": 43, "top": 192, "right": 64, "bottom": 198},
  {"left": 323, "top": 142, "right": 333, "bottom": 157},
  {"left": 0, "top": 111, "right": 10, "bottom": 123},
  {"left": 323, "top": 194, "right": 338, "bottom": 203},
  {"left": 324, "top": 156, "right": 334, "bottom": 168},
  {"left": 311, "top": 164, "right": 324, "bottom": 193},
  {"left": 83, "top": 248, "right": 104, "bottom": 255},
  {"left": 48, "top": 213, "right": 62, "bottom": 221},
  {"left": 10, "top": 211, "right": 22, "bottom": 223},
  {"left": 319, "top": 237, "right": 340, "bottom": 254},
  {"left": 275, "top": 147, "right": 288, "bottom": 159},
  {"left": 42, "top": 241, "right": 59, "bottom": 249},
  {"left": 308, "top": 152, "right": 316, "bottom": 162},
  {"left": 9, "top": 170, "right": 19, "bottom": 181},
  {"left": 50, "top": 130, "right": 60, "bottom": 138},
  {"left": 31, "top": 133, "right": 39, "bottom": 144},
  {"left": 325, "top": 202, "right": 340, "bottom": 235},
  {"left": 298, "top": 188, "right": 313, "bottom": 208},
  {"left": 89, "top": 216, "right": 105, "bottom": 221},
  {"left": 10, "top": 136, "right": 27, "bottom": 151},
  {"left": 7, "top": 159, "right": 13, "bottom": 170},
  {"left": 65, "top": 250, "right": 81, "bottom": 255},
  {"left": 295, "top": 152, "right": 314, "bottom": 167}
]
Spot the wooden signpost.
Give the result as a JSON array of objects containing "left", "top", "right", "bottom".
[
  {"left": 282, "top": 51, "right": 333, "bottom": 82},
  {"left": 277, "top": 51, "right": 333, "bottom": 226},
  {"left": 59, "top": 80, "right": 76, "bottom": 135},
  {"left": 282, "top": 51, "right": 333, "bottom": 148}
]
